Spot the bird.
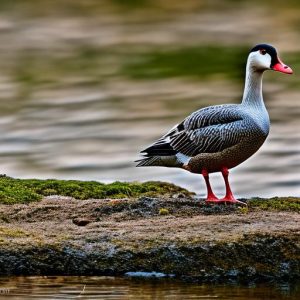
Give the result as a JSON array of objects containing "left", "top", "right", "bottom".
[{"left": 136, "top": 44, "right": 293, "bottom": 205}]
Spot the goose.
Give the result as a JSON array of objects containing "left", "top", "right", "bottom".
[{"left": 136, "top": 44, "right": 292, "bottom": 205}]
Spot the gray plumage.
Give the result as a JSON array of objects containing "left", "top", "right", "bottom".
[{"left": 136, "top": 44, "right": 291, "bottom": 175}]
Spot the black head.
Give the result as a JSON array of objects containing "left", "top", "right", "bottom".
[
  {"left": 248, "top": 43, "right": 293, "bottom": 74},
  {"left": 250, "top": 44, "right": 278, "bottom": 67}
]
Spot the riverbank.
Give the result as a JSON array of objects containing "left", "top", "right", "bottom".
[{"left": 0, "top": 178, "right": 299, "bottom": 283}]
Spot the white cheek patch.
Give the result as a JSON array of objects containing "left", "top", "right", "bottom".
[
  {"left": 249, "top": 51, "right": 272, "bottom": 70},
  {"left": 260, "top": 53, "right": 272, "bottom": 68}
]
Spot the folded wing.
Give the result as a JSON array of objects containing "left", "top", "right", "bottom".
[{"left": 140, "top": 105, "right": 247, "bottom": 159}]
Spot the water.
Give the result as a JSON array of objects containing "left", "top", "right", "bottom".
[
  {"left": 0, "top": 276, "right": 299, "bottom": 300},
  {"left": 0, "top": 1, "right": 299, "bottom": 198}
]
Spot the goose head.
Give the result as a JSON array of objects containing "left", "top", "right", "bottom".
[{"left": 247, "top": 43, "right": 293, "bottom": 74}]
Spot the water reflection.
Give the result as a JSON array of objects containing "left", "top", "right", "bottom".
[
  {"left": 0, "top": 276, "right": 299, "bottom": 300},
  {"left": 0, "top": 0, "right": 299, "bottom": 198}
]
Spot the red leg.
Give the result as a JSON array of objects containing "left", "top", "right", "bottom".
[
  {"left": 202, "top": 169, "right": 221, "bottom": 203},
  {"left": 219, "top": 167, "right": 246, "bottom": 205}
]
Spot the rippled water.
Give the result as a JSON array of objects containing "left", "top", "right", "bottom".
[
  {"left": 0, "top": 0, "right": 299, "bottom": 198},
  {"left": 0, "top": 276, "right": 299, "bottom": 300}
]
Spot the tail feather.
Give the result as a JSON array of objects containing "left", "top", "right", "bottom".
[
  {"left": 141, "top": 142, "right": 177, "bottom": 156},
  {"left": 136, "top": 156, "right": 161, "bottom": 167},
  {"left": 135, "top": 153, "right": 188, "bottom": 168},
  {"left": 136, "top": 121, "right": 190, "bottom": 168}
]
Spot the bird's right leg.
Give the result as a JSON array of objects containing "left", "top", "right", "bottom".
[{"left": 202, "top": 169, "right": 220, "bottom": 203}]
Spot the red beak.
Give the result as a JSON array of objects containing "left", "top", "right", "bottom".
[{"left": 272, "top": 57, "right": 293, "bottom": 74}]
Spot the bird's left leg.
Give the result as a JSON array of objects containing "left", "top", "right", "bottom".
[{"left": 219, "top": 167, "right": 246, "bottom": 205}]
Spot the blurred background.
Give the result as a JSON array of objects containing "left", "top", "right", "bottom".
[{"left": 0, "top": 0, "right": 299, "bottom": 198}]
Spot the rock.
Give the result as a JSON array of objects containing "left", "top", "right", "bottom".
[
  {"left": 72, "top": 218, "right": 91, "bottom": 226},
  {"left": 0, "top": 196, "right": 299, "bottom": 283}
]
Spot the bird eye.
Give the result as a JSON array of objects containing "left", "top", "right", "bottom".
[{"left": 260, "top": 49, "right": 267, "bottom": 55}]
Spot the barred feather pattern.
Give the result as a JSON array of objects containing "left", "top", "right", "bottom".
[
  {"left": 136, "top": 49, "right": 272, "bottom": 171},
  {"left": 137, "top": 101, "right": 269, "bottom": 168}
]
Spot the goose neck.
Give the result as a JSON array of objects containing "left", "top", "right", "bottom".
[{"left": 242, "top": 65, "right": 265, "bottom": 108}]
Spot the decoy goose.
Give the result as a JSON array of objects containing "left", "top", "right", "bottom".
[{"left": 136, "top": 44, "right": 292, "bottom": 205}]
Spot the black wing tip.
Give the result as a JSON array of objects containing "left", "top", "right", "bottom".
[{"left": 141, "top": 143, "right": 177, "bottom": 156}]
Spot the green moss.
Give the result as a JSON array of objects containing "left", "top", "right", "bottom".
[
  {"left": 0, "top": 226, "right": 28, "bottom": 238},
  {"left": 159, "top": 208, "right": 170, "bottom": 215},
  {"left": 0, "top": 176, "right": 193, "bottom": 204},
  {"left": 248, "top": 197, "right": 300, "bottom": 212},
  {"left": 0, "top": 175, "right": 299, "bottom": 213},
  {"left": 238, "top": 206, "right": 249, "bottom": 214},
  {"left": 0, "top": 177, "right": 42, "bottom": 204}
]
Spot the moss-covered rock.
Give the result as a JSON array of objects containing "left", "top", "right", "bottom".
[
  {"left": 0, "top": 177, "right": 299, "bottom": 282},
  {"left": 0, "top": 175, "right": 194, "bottom": 204},
  {"left": 248, "top": 197, "right": 300, "bottom": 212}
]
